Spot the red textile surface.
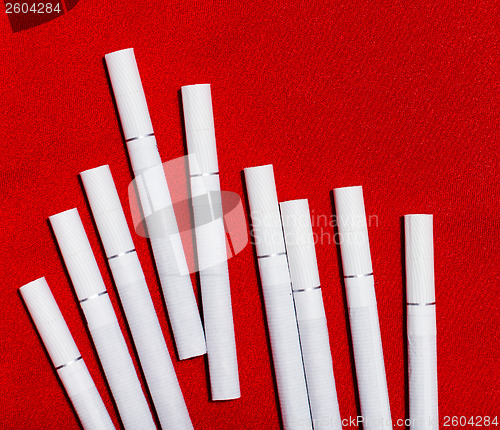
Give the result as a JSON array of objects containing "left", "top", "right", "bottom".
[{"left": 0, "top": 1, "right": 498, "bottom": 429}]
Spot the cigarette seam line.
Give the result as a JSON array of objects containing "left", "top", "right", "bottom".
[
  {"left": 344, "top": 272, "right": 373, "bottom": 278},
  {"left": 187, "top": 128, "right": 213, "bottom": 132},
  {"left": 257, "top": 252, "right": 286, "bottom": 259},
  {"left": 79, "top": 291, "right": 108, "bottom": 303},
  {"left": 125, "top": 132, "right": 155, "bottom": 142},
  {"left": 55, "top": 356, "right": 83, "bottom": 370},
  {"left": 107, "top": 249, "right": 136, "bottom": 260}
]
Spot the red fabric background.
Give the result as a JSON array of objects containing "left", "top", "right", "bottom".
[{"left": 0, "top": 1, "right": 498, "bottom": 429}]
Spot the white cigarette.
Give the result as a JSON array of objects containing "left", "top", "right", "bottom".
[
  {"left": 333, "top": 186, "right": 392, "bottom": 430},
  {"left": 49, "top": 209, "right": 156, "bottom": 430},
  {"left": 280, "top": 199, "right": 342, "bottom": 430},
  {"left": 405, "top": 214, "right": 438, "bottom": 430},
  {"left": 19, "top": 277, "right": 115, "bottom": 430},
  {"left": 181, "top": 84, "right": 240, "bottom": 401},
  {"left": 105, "top": 48, "right": 206, "bottom": 360},
  {"left": 80, "top": 165, "right": 194, "bottom": 429},
  {"left": 244, "top": 164, "right": 312, "bottom": 430}
]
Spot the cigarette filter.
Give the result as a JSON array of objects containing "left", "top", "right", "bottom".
[
  {"left": 105, "top": 48, "right": 206, "bottom": 360},
  {"left": 19, "top": 277, "right": 115, "bottom": 430},
  {"left": 280, "top": 199, "right": 342, "bottom": 430},
  {"left": 333, "top": 186, "right": 392, "bottom": 430},
  {"left": 49, "top": 209, "right": 156, "bottom": 430},
  {"left": 405, "top": 214, "right": 438, "bottom": 430},
  {"left": 181, "top": 84, "right": 240, "bottom": 400},
  {"left": 81, "top": 165, "right": 194, "bottom": 429},
  {"left": 244, "top": 164, "right": 312, "bottom": 430}
]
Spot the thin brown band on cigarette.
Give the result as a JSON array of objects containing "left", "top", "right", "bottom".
[
  {"left": 55, "top": 356, "right": 83, "bottom": 370},
  {"left": 79, "top": 291, "right": 108, "bottom": 303},
  {"left": 258, "top": 252, "right": 286, "bottom": 259},
  {"left": 125, "top": 132, "right": 155, "bottom": 142},
  {"left": 344, "top": 272, "right": 373, "bottom": 279},
  {"left": 407, "top": 302, "right": 436, "bottom": 306},
  {"left": 108, "top": 249, "right": 136, "bottom": 260},
  {"left": 293, "top": 286, "right": 321, "bottom": 293},
  {"left": 190, "top": 171, "right": 219, "bottom": 177}
]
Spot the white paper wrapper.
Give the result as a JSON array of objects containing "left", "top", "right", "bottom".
[
  {"left": 81, "top": 165, "right": 194, "bottom": 429},
  {"left": 182, "top": 84, "right": 240, "bottom": 401},
  {"left": 405, "top": 214, "right": 438, "bottom": 430},
  {"left": 333, "top": 186, "right": 392, "bottom": 430},
  {"left": 49, "top": 209, "right": 156, "bottom": 430},
  {"left": 280, "top": 199, "right": 342, "bottom": 430},
  {"left": 19, "top": 277, "right": 115, "bottom": 430},
  {"left": 105, "top": 48, "right": 206, "bottom": 360},
  {"left": 244, "top": 165, "right": 312, "bottom": 430}
]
